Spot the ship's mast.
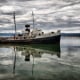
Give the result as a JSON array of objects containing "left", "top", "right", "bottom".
[
  {"left": 32, "top": 11, "right": 35, "bottom": 29},
  {"left": 13, "top": 11, "right": 17, "bottom": 40}
]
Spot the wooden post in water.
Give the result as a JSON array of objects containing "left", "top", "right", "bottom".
[{"left": 13, "top": 11, "right": 17, "bottom": 40}]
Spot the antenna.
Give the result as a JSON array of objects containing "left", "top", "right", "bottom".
[{"left": 13, "top": 11, "right": 17, "bottom": 40}]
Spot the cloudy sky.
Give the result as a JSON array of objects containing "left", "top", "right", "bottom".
[{"left": 0, "top": 0, "right": 80, "bottom": 33}]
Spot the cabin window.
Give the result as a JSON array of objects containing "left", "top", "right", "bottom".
[
  {"left": 16, "top": 37, "right": 18, "bottom": 39},
  {"left": 42, "top": 32, "right": 44, "bottom": 35},
  {"left": 18, "top": 34, "right": 22, "bottom": 36},
  {"left": 39, "top": 33, "right": 41, "bottom": 36},
  {"left": 24, "top": 37, "right": 26, "bottom": 39},
  {"left": 51, "top": 32, "right": 54, "bottom": 34}
]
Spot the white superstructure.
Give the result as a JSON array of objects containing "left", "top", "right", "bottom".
[{"left": 22, "top": 27, "right": 61, "bottom": 39}]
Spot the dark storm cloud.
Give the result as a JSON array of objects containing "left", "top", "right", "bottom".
[
  {"left": 16, "top": 0, "right": 32, "bottom": 1},
  {"left": 0, "top": 0, "right": 7, "bottom": 3},
  {"left": 1, "top": 12, "right": 13, "bottom": 16},
  {"left": 0, "top": 19, "right": 12, "bottom": 24},
  {"left": 62, "top": 0, "right": 80, "bottom": 3},
  {"left": 0, "top": 0, "right": 32, "bottom": 3},
  {"left": 8, "top": 0, "right": 33, "bottom": 2},
  {"left": 1, "top": 10, "right": 24, "bottom": 16}
]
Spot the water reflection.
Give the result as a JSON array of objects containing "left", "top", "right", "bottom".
[
  {"left": 0, "top": 44, "right": 61, "bottom": 80},
  {"left": 16, "top": 45, "right": 60, "bottom": 61},
  {"left": 12, "top": 44, "right": 60, "bottom": 75}
]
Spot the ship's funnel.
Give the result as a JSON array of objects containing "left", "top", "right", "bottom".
[
  {"left": 25, "top": 24, "right": 30, "bottom": 33},
  {"left": 25, "top": 24, "right": 30, "bottom": 28}
]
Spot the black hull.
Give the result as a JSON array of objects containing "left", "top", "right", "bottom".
[{"left": 0, "top": 35, "right": 61, "bottom": 44}]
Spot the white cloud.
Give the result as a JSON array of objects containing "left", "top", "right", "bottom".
[
  {"left": 0, "top": 0, "right": 80, "bottom": 33},
  {"left": 0, "top": 6, "right": 14, "bottom": 12}
]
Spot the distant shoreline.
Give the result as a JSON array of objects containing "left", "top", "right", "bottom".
[
  {"left": 0, "top": 33, "right": 80, "bottom": 37},
  {"left": 61, "top": 33, "right": 80, "bottom": 37}
]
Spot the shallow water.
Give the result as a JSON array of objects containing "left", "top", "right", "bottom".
[{"left": 0, "top": 36, "right": 80, "bottom": 80}]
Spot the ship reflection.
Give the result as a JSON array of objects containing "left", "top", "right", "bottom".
[
  {"left": 16, "top": 46, "right": 61, "bottom": 61},
  {"left": 13, "top": 44, "right": 61, "bottom": 75},
  {"left": 13, "top": 46, "right": 16, "bottom": 74}
]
